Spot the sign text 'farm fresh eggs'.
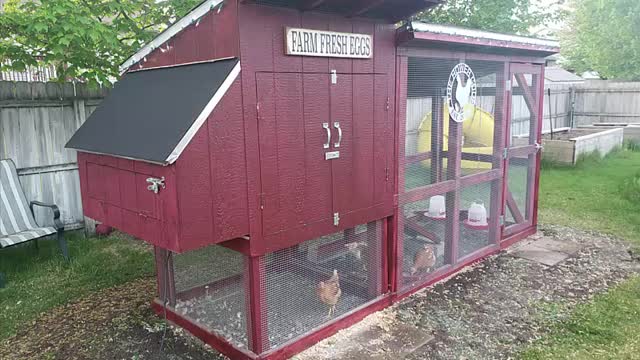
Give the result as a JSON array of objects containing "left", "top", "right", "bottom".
[{"left": 285, "top": 28, "right": 373, "bottom": 59}]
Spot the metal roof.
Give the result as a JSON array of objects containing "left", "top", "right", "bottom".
[
  {"left": 545, "top": 67, "right": 584, "bottom": 83},
  {"left": 404, "top": 22, "right": 560, "bottom": 55}
]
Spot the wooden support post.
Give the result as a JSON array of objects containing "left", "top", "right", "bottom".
[
  {"left": 367, "top": 221, "right": 383, "bottom": 297},
  {"left": 246, "top": 255, "right": 267, "bottom": 354},
  {"left": 431, "top": 91, "right": 444, "bottom": 184},
  {"left": 525, "top": 73, "right": 540, "bottom": 219},
  {"left": 445, "top": 118, "right": 462, "bottom": 265},
  {"left": 154, "top": 247, "right": 176, "bottom": 306},
  {"left": 489, "top": 63, "right": 508, "bottom": 243}
]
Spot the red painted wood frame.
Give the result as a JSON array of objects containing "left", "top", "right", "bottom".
[
  {"left": 502, "top": 63, "right": 544, "bottom": 238},
  {"left": 392, "top": 46, "right": 545, "bottom": 297}
]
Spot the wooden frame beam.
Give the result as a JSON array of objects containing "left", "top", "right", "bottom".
[{"left": 514, "top": 73, "right": 537, "bottom": 114}]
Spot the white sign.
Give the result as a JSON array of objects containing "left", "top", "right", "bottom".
[
  {"left": 285, "top": 28, "right": 373, "bottom": 59},
  {"left": 446, "top": 63, "right": 477, "bottom": 123}
]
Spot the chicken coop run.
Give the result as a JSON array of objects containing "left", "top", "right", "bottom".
[{"left": 66, "top": 1, "right": 558, "bottom": 359}]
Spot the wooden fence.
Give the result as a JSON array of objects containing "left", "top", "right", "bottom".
[{"left": 0, "top": 81, "right": 107, "bottom": 229}]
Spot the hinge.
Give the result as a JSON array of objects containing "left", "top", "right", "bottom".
[
  {"left": 259, "top": 193, "right": 265, "bottom": 210},
  {"left": 256, "top": 102, "right": 260, "bottom": 120},
  {"left": 499, "top": 215, "right": 505, "bottom": 226},
  {"left": 385, "top": 167, "right": 390, "bottom": 181},
  {"left": 503, "top": 148, "right": 509, "bottom": 159},
  {"left": 385, "top": 97, "right": 390, "bottom": 111},
  {"left": 333, "top": 212, "right": 340, "bottom": 226},
  {"left": 505, "top": 79, "right": 512, "bottom": 92},
  {"left": 331, "top": 70, "right": 338, "bottom": 85}
]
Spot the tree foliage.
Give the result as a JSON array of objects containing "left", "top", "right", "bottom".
[
  {"left": 416, "top": 0, "right": 559, "bottom": 35},
  {"left": 561, "top": 0, "right": 640, "bottom": 80},
  {"left": 0, "top": 0, "right": 202, "bottom": 85}
]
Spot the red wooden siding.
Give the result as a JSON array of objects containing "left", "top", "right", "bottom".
[
  {"left": 132, "top": 1, "right": 240, "bottom": 71},
  {"left": 238, "top": 3, "right": 397, "bottom": 254},
  {"left": 78, "top": 152, "right": 180, "bottom": 250}
]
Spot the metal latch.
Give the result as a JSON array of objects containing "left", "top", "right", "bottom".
[
  {"left": 534, "top": 142, "right": 544, "bottom": 152},
  {"left": 146, "top": 176, "right": 165, "bottom": 194},
  {"left": 333, "top": 212, "right": 340, "bottom": 226},
  {"left": 503, "top": 148, "right": 509, "bottom": 159}
]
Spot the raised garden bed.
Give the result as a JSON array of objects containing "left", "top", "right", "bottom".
[{"left": 542, "top": 128, "right": 623, "bottom": 165}]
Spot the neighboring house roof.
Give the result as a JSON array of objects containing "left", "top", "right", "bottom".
[
  {"left": 405, "top": 22, "right": 560, "bottom": 55},
  {"left": 66, "top": 58, "right": 240, "bottom": 165},
  {"left": 545, "top": 66, "right": 584, "bottom": 84}
]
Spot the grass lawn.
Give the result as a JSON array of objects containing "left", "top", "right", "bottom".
[
  {"left": 520, "top": 146, "right": 640, "bottom": 359},
  {"left": 0, "top": 232, "right": 154, "bottom": 341}
]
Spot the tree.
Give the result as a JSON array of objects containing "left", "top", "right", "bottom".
[
  {"left": 561, "top": 0, "right": 640, "bottom": 80},
  {"left": 0, "top": 0, "right": 202, "bottom": 85},
  {"left": 416, "top": 0, "right": 560, "bottom": 36}
]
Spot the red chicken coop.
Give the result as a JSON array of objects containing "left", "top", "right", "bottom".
[{"left": 66, "top": 1, "right": 558, "bottom": 359}]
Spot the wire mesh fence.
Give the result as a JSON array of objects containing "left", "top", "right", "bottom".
[
  {"left": 171, "top": 245, "right": 249, "bottom": 349},
  {"left": 261, "top": 221, "right": 383, "bottom": 349}
]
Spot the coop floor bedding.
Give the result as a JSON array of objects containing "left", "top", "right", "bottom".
[{"left": 173, "top": 270, "right": 379, "bottom": 350}]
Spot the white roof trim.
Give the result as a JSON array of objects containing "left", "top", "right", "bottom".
[
  {"left": 165, "top": 60, "right": 241, "bottom": 165},
  {"left": 411, "top": 22, "right": 559, "bottom": 49},
  {"left": 119, "top": 0, "right": 224, "bottom": 74}
]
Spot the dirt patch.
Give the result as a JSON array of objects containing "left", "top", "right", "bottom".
[
  {"left": 543, "top": 129, "right": 603, "bottom": 141},
  {"left": 0, "top": 277, "right": 224, "bottom": 360}
]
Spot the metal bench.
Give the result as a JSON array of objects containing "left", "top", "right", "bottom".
[{"left": 0, "top": 159, "right": 69, "bottom": 264}]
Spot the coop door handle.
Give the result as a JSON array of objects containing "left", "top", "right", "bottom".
[
  {"left": 323, "top": 123, "right": 331, "bottom": 149},
  {"left": 333, "top": 122, "right": 342, "bottom": 148}
]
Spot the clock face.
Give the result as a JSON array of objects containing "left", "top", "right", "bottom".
[{"left": 446, "top": 63, "right": 477, "bottom": 123}]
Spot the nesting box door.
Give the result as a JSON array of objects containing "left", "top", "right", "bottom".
[{"left": 256, "top": 72, "right": 392, "bottom": 247}]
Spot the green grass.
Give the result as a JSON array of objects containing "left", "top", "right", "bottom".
[
  {"left": 521, "top": 277, "right": 640, "bottom": 360},
  {"left": 520, "top": 146, "right": 640, "bottom": 359},
  {"left": 0, "top": 232, "right": 154, "bottom": 340},
  {"left": 538, "top": 147, "right": 640, "bottom": 245}
]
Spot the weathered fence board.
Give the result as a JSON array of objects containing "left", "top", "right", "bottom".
[{"left": 0, "top": 81, "right": 107, "bottom": 228}]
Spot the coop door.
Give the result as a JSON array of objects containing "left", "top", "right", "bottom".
[
  {"left": 503, "top": 64, "right": 543, "bottom": 237},
  {"left": 256, "top": 72, "right": 392, "bottom": 245}
]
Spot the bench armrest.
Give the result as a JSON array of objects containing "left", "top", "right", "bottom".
[{"left": 29, "top": 201, "right": 64, "bottom": 231}]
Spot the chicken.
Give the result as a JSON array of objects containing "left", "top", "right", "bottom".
[
  {"left": 344, "top": 241, "right": 367, "bottom": 260},
  {"left": 317, "top": 269, "right": 341, "bottom": 318},
  {"left": 410, "top": 244, "right": 437, "bottom": 275},
  {"left": 345, "top": 241, "right": 368, "bottom": 272}
]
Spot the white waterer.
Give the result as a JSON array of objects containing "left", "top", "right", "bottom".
[
  {"left": 426, "top": 195, "right": 446, "bottom": 219},
  {"left": 465, "top": 201, "right": 488, "bottom": 229}
]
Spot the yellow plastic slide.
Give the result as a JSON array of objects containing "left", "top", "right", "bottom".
[{"left": 417, "top": 104, "right": 495, "bottom": 170}]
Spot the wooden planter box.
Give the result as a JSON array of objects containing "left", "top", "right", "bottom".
[{"left": 543, "top": 128, "right": 624, "bottom": 165}]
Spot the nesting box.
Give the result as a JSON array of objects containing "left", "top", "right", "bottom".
[{"left": 67, "top": 1, "right": 558, "bottom": 359}]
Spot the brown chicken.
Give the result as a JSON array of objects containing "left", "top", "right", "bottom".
[
  {"left": 410, "top": 244, "right": 436, "bottom": 275},
  {"left": 317, "top": 269, "right": 341, "bottom": 317}
]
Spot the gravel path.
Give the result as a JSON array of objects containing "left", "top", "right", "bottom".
[{"left": 398, "top": 224, "right": 640, "bottom": 359}]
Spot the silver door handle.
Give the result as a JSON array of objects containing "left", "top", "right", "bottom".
[
  {"left": 334, "top": 122, "right": 342, "bottom": 148},
  {"left": 323, "top": 123, "right": 331, "bottom": 149},
  {"left": 535, "top": 142, "right": 544, "bottom": 152}
]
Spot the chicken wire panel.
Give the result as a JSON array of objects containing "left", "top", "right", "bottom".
[
  {"left": 260, "top": 221, "right": 384, "bottom": 349},
  {"left": 171, "top": 245, "right": 249, "bottom": 349},
  {"left": 505, "top": 156, "right": 533, "bottom": 226},
  {"left": 459, "top": 179, "right": 499, "bottom": 258},
  {"left": 400, "top": 192, "right": 452, "bottom": 290},
  {"left": 405, "top": 58, "right": 504, "bottom": 190},
  {"left": 510, "top": 73, "right": 539, "bottom": 144}
]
